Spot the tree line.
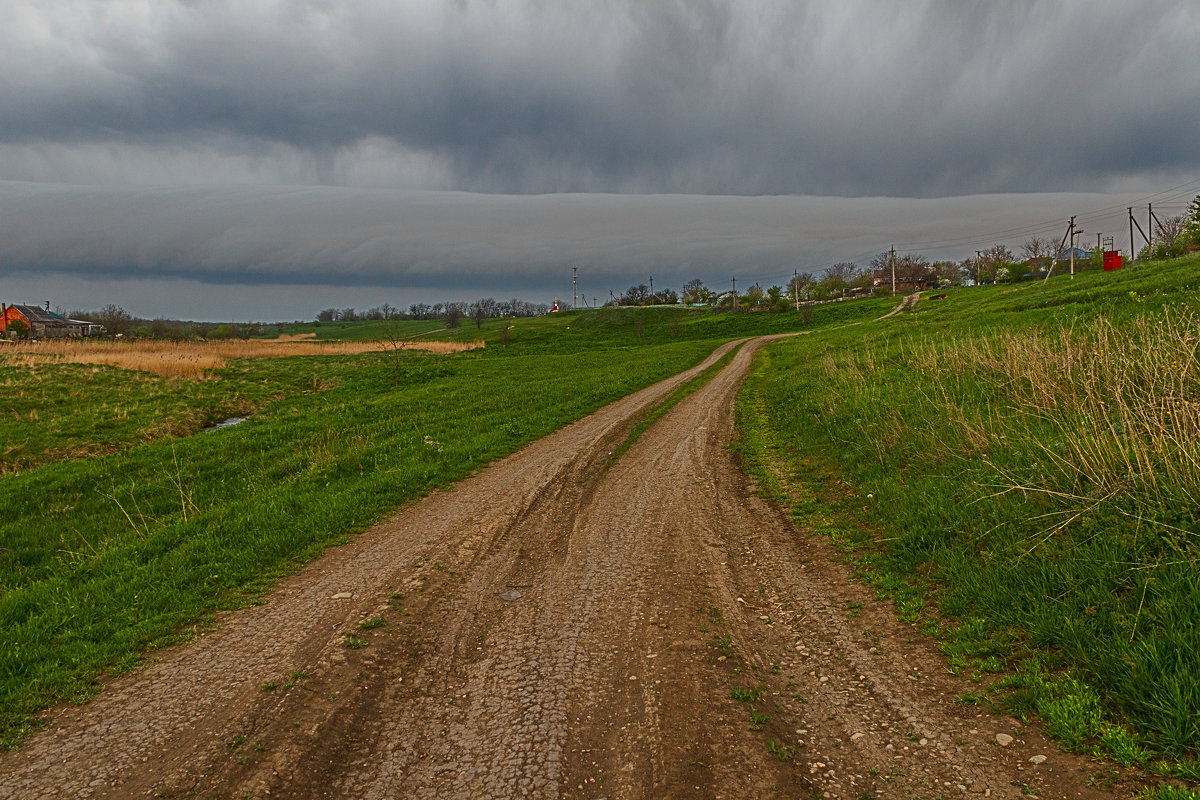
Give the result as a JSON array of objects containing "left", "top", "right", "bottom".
[
  {"left": 64, "top": 305, "right": 268, "bottom": 340},
  {"left": 315, "top": 297, "right": 553, "bottom": 329}
]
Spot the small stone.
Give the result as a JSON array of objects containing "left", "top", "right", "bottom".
[
  {"left": 919, "top": 738, "right": 929, "bottom": 746},
  {"left": 331, "top": 592, "right": 353, "bottom": 600},
  {"left": 995, "top": 733, "right": 1013, "bottom": 746},
  {"left": 850, "top": 732, "right": 865, "bottom": 742},
  {"left": 498, "top": 589, "right": 522, "bottom": 602},
  {"left": 1029, "top": 755, "right": 1047, "bottom": 765}
]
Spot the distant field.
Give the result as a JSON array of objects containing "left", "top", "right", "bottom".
[
  {"left": 739, "top": 253, "right": 1200, "bottom": 778},
  {"left": 6, "top": 338, "right": 482, "bottom": 379},
  {"left": 0, "top": 298, "right": 882, "bottom": 747}
]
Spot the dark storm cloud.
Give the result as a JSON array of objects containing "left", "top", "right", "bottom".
[
  {"left": 0, "top": 180, "right": 1157, "bottom": 301},
  {"left": 2, "top": 1, "right": 1197, "bottom": 196}
]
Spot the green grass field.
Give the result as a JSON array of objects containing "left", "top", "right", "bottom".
[
  {"left": 738, "top": 253, "right": 1200, "bottom": 785},
  {"left": 0, "top": 298, "right": 883, "bottom": 748}
]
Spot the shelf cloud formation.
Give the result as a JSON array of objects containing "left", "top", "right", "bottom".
[{"left": 2, "top": 1, "right": 1197, "bottom": 318}]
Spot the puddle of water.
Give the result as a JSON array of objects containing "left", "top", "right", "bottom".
[{"left": 204, "top": 417, "right": 247, "bottom": 432}]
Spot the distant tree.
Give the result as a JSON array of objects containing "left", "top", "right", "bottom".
[
  {"left": 444, "top": 305, "right": 463, "bottom": 328},
  {"left": 1186, "top": 195, "right": 1200, "bottom": 244},
  {"left": 96, "top": 304, "right": 134, "bottom": 336},
  {"left": 621, "top": 284, "right": 651, "bottom": 306},
  {"left": 868, "top": 252, "right": 931, "bottom": 289},
  {"left": 894, "top": 254, "right": 933, "bottom": 286},
  {"left": 6, "top": 318, "right": 29, "bottom": 339},
  {"left": 766, "top": 285, "right": 789, "bottom": 311},
  {"left": 1156, "top": 214, "right": 1187, "bottom": 249},
  {"left": 469, "top": 301, "right": 488, "bottom": 329},
  {"left": 976, "top": 244, "right": 1016, "bottom": 283},
  {"left": 824, "top": 262, "right": 861, "bottom": 284},
  {"left": 681, "top": 278, "right": 710, "bottom": 305},
  {"left": 789, "top": 272, "right": 815, "bottom": 301},
  {"left": 656, "top": 289, "right": 678, "bottom": 305},
  {"left": 931, "top": 260, "right": 963, "bottom": 287},
  {"left": 409, "top": 303, "right": 431, "bottom": 319},
  {"left": 744, "top": 282, "right": 766, "bottom": 308},
  {"left": 338, "top": 308, "right": 357, "bottom": 322},
  {"left": 316, "top": 308, "right": 336, "bottom": 322},
  {"left": 1021, "top": 236, "right": 1057, "bottom": 274}
]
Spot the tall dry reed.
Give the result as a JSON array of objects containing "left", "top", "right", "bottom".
[
  {"left": 925, "top": 305, "right": 1199, "bottom": 525},
  {"left": 2, "top": 338, "right": 483, "bottom": 379}
]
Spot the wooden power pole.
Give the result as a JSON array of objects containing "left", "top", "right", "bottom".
[
  {"left": 890, "top": 246, "right": 896, "bottom": 296},
  {"left": 1069, "top": 216, "right": 1077, "bottom": 279}
]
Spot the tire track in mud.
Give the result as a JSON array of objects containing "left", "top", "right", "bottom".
[{"left": 0, "top": 335, "right": 1137, "bottom": 800}]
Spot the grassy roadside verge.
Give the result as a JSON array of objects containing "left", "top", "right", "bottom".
[{"left": 737, "top": 254, "right": 1200, "bottom": 794}]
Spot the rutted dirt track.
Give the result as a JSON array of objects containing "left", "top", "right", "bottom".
[{"left": 1, "top": 336, "right": 1135, "bottom": 799}]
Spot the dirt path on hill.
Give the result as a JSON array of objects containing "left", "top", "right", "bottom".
[
  {"left": 0, "top": 336, "right": 1139, "bottom": 800},
  {"left": 875, "top": 292, "right": 922, "bottom": 320}
]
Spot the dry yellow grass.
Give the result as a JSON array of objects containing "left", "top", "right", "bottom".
[
  {"left": 2, "top": 338, "right": 483, "bottom": 379},
  {"left": 916, "top": 305, "right": 1199, "bottom": 507}
]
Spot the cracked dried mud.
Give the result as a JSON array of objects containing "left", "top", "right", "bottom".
[{"left": 0, "top": 336, "right": 1139, "bottom": 799}]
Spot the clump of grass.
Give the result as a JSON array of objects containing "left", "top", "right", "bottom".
[
  {"left": 730, "top": 685, "right": 764, "bottom": 703},
  {"left": 934, "top": 306, "right": 1200, "bottom": 520}
]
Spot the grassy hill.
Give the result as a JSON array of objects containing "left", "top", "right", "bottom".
[{"left": 739, "top": 253, "right": 1200, "bottom": 788}]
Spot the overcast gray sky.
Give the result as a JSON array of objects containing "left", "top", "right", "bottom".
[{"left": 2, "top": 1, "right": 1197, "bottom": 320}]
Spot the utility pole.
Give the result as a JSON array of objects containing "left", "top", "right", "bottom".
[
  {"left": 572, "top": 267, "right": 578, "bottom": 310},
  {"left": 1043, "top": 218, "right": 1075, "bottom": 284},
  {"left": 1129, "top": 207, "right": 1151, "bottom": 258},
  {"left": 794, "top": 269, "right": 800, "bottom": 311},
  {"left": 890, "top": 246, "right": 896, "bottom": 295},
  {"left": 1069, "top": 216, "right": 1077, "bottom": 279},
  {"left": 1150, "top": 203, "right": 1166, "bottom": 241},
  {"left": 1129, "top": 208, "right": 1136, "bottom": 262},
  {"left": 731, "top": 276, "right": 737, "bottom": 311}
]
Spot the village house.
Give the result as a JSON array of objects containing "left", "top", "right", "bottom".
[{"left": 1, "top": 303, "right": 106, "bottom": 339}]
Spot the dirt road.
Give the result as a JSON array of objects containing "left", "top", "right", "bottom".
[{"left": 1, "top": 336, "right": 1134, "bottom": 799}]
